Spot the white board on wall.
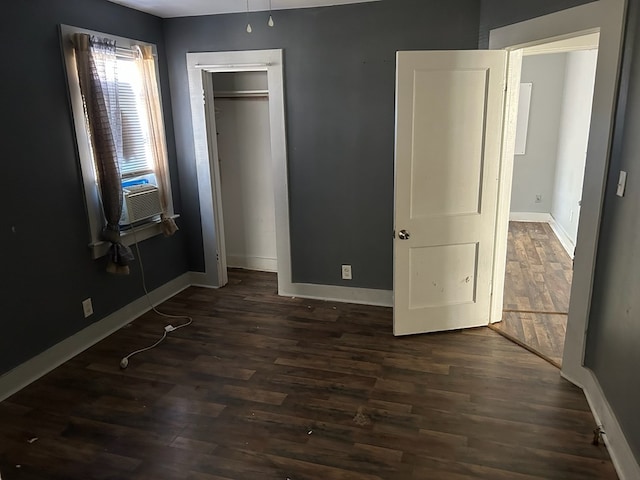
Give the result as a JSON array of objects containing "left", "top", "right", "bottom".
[{"left": 515, "top": 82, "right": 533, "bottom": 155}]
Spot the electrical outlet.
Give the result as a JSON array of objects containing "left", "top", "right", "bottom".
[
  {"left": 341, "top": 264, "right": 352, "bottom": 280},
  {"left": 82, "top": 298, "right": 93, "bottom": 318},
  {"left": 535, "top": 195, "right": 542, "bottom": 203}
]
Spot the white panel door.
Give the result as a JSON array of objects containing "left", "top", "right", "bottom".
[{"left": 394, "top": 50, "right": 507, "bottom": 336}]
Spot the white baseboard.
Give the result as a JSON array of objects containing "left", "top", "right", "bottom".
[
  {"left": 188, "top": 271, "right": 219, "bottom": 288},
  {"left": 561, "top": 370, "right": 640, "bottom": 480},
  {"left": 549, "top": 216, "right": 575, "bottom": 258},
  {"left": 4, "top": 272, "right": 637, "bottom": 480},
  {"left": 227, "top": 255, "right": 277, "bottom": 273},
  {"left": 280, "top": 282, "right": 393, "bottom": 307},
  {"left": 0, "top": 272, "right": 391, "bottom": 402},
  {"left": 509, "top": 212, "right": 553, "bottom": 222},
  {"left": 0, "top": 273, "right": 192, "bottom": 402}
]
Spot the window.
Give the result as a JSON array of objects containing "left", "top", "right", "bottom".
[
  {"left": 117, "top": 56, "right": 154, "bottom": 177},
  {"left": 61, "top": 25, "right": 176, "bottom": 259}
]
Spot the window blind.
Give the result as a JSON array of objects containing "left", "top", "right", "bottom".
[{"left": 117, "top": 58, "right": 153, "bottom": 177}]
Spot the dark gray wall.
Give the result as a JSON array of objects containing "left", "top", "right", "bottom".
[
  {"left": 478, "top": 0, "right": 596, "bottom": 47},
  {"left": 585, "top": 0, "right": 640, "bottom": 463},
  {"left": 0, "top": 0, "right": 188, "bottom": 375},
  {"left": 164, "top": 0, "right": 481, "bottom": 290}
]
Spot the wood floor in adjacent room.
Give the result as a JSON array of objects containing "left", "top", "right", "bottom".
[
  {"left": 493, "top": 221, "right": 573, "bottom": 367},
  {"left": 0, "top": 270, "right": 615, "bottom": 479}
]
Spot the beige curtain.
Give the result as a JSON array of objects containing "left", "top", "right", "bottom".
[
  {"left": 74, "top": 33, "right": 134, "bottom": 274},
  {"left": 135, "top": 45, "right": 178, "bottom": 236}
]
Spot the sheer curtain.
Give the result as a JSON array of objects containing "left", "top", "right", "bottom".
[
  {"left": 135, "top": 45, "right": 178, "bottom": 237},
  {"left": 74, "top": 33, "right": 134, "bottom": 274}
]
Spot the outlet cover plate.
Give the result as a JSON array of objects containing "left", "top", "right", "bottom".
[
  {"left": 341, "top": 264, "right": 352, "bottom": 280},
  {"left": 82, "top": 298, "right": 93, "bottom": 318}
]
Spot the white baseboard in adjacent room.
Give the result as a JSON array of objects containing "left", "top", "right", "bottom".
[
  {"left": 562, "top": 370, "right": 640, "bottom": 480},
  {"left": 0, "top": 273, "right": 192, "bottom": 402},
  {"left": 549, "top": 217, "right": 575, "bottom": 258},
  {"left": 227, "top": 255, "right": 278, "bottom": 273},
  {"left": 509, "top": 212, "right": 553, "bottom": 222}
]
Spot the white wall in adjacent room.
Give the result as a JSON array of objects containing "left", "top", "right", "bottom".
[
  {"left": 551, "top": 49, "right": 598, "bottom": 248},
  {"left": 510, "top": 53, "right": 567, "bottom": 214}
]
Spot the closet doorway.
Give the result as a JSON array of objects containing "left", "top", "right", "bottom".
[
  {"left": 187, "top": 50, "right": 292, "bottom": 294},
  {"left": 211, "top": 71, "right": 277, "bottom": 274}
]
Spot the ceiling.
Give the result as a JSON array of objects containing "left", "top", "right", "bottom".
[{"left": 106, "top": 0, "right": 381, "bottom": 18}]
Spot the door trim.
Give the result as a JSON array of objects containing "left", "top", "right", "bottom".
[
  {"left": 490, "top": 3, "right": 639, "bottom": 479},
  {"left": 489, "top": 0, "right": 626, "bottom": 383},
  {"left": 187, "top": 50, "right": 392, "bottom": 306},
  {"left": 187, "top": 50, "right": 292, "bottom": 294}
]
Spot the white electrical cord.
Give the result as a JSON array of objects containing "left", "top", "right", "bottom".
[{"left": 119, "top": 224, "right": 192, "bottom": 369}]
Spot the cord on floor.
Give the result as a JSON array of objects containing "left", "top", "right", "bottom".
[{"left": 119, "top": 224, "right": 192, "bottom": 369}]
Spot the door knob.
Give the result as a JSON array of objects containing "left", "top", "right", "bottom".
[{"left": 398, "top": 229, "right": 410, "bottom": 240}]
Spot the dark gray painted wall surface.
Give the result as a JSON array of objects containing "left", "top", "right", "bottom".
[
  {"left": 4, "top": 0, "right": 639, "bottom": 463},
  {"left": 585, "top": 0, "right": 640, "bottom": 463},
  {"left": 0, "top": 0, "right": 188, "bottom": 375},
  {"left": 163, "top": 0, "right": 481, "bottom": 290}
]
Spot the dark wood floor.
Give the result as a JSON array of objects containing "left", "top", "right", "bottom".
[
  {"left": 0, "top": 270, "right": 615, "bottom": 479},
  {"left": 493, "top": 222, "right": 573, "bottom": 367}
]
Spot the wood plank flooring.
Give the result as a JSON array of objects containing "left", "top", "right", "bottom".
[
  {"left": 493, "top": 222, "right": 573, "bottom": 368},
  {"left": 502, "top": 222, "right": 573, "bottom": 314},
  {"left": 0, "top": 270, "right": 616, "bottom": 479}
]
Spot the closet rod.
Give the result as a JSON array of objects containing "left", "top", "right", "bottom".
[
  {"left": 196, "top": 62, "right": 271, "bottom": 70},
  {"left": 214, "top": 90, "right": 269, "bottom": 99}
]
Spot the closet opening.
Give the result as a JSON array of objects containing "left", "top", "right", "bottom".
[
  {"left": 187, "top": 50, "right": 292, "bottom": 294},
  {"left": 209, "top": 71, "right": 277, "bottom": 275}
]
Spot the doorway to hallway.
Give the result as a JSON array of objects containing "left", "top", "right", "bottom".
[
  {"left": 491, "top": 33, "right": 599, "bottom": 367},
  {"left": 492, "top": 222, "right": 572, "bottom": 367}
]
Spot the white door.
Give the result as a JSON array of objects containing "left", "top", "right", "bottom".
[{"left": 393, "top": 50, "right": 507, "bottom": 336}]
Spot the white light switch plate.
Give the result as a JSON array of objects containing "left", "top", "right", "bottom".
[{"left": 617, "top": 170, "right": 627, "bottom": 197}]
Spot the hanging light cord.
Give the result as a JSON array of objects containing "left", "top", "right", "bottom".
[
  {"left": 268, "top": 0, "right": 275, "bottom": 27},
  {"left": 246, "top": 0, "right": 252, "bottom": 33}
]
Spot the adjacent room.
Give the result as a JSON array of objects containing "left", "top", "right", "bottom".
[
  {"left": 492, "top": 33, "right": 599, "bottom": 368},
  {"left": 1, "top": 0, "right": 639, "bottom": 478}
]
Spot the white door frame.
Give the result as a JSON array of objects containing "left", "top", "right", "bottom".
[
  {"left": 187, "top": 49, "right": 393, "bottom": 306},
  {"left": 489, "top": 4, "right": 640, "bottom": 478},
  {"left": 186, "top": 50, "right": 292, "bottom": 293},
  {"left": 489, "top": 0, "right": 626, "bottom": 383}
]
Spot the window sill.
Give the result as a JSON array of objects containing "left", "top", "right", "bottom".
[{"left": 88, "top": 214, "right": 180, "bottom": 259}]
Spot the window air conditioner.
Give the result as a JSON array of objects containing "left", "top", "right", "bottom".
[{"left": 120, "top": 184, "right": 163, "bottom": 225}]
